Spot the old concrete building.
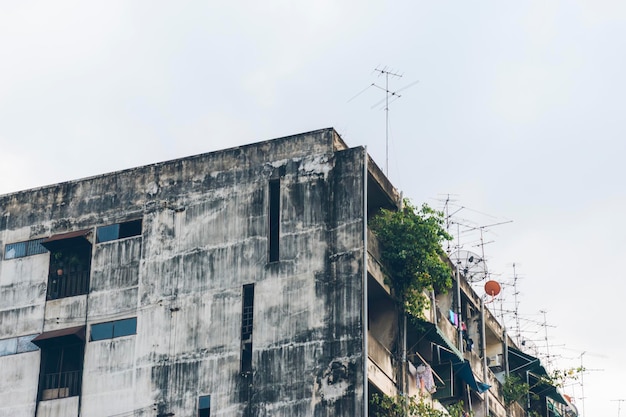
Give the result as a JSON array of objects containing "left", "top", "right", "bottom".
[{"left": 0, "top": 128, "right": 574, "bottom": 417}]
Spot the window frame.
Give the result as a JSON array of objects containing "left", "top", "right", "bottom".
[
  {"left": 96, "top": 219, "right": 143, "bottom": 244},
  {"left": 4, "top": 238, "right": 48, "bottom": 260},
  {"left": 240, "top": 284, "right": 254, "bottom": 375},
  {"left": 0, "top": 334, "right": 38, "bottom": 357},
  {"left": 90, "top": 317, "right": 137, "bottom": 341},
  {"left": 268, "top": 179, "right": 280, "bottom": 262},
  {"left": 198, "top": 395, "right": 211, "bottom": 417}
]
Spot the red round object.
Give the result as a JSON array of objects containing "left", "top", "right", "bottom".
[{"left": 484, "top": 280, "right": 501, "bottom": 296}]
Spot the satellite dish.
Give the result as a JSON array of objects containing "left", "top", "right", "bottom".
[
  {"left": 484, "top": 280, "right": 501, "bottom": 296},
  {"left": 449, "top": 250, "right": 488, "bottom": 283}
]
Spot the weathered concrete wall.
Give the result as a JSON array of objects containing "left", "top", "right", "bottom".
[
  {"left": 0, "top": 252, "right": 47, "bottom": 336},
  {"left": 0, "top": 128, "right": 367, "bottom": 417},
  {"left": 0, "top": 350, "right": 39, "bottom": 417}
]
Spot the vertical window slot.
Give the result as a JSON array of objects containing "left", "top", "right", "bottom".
[
  {"left": 241, "top": 284, "right": 255, "bottom": 374},
  {"left": 198, "top": 395, "right": 211, "bottom": 417},
  {"left": 268, "top": 179, "right": 280, "bottom": 262}
]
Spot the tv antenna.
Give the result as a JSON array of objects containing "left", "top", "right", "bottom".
[
  {"left": 374, "top": 67, "right": 405, "bottom": 176},
  {"left": 348, "top": 67, "right": 418, "bottom": 176},
  {"left": 539, "top": 310, "right": 553, "bottom": 371},
  {"left": 612, "top": 399, "right": 626, "bottom": 417},
  {"left": 512, "top": 263, "right": 522, "bottom": 346}
]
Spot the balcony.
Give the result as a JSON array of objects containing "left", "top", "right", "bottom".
[
  {"left": 367, "top": 332, "right": 397, "bottom": 397},
  {"left": 40, "top": 370, "right": 82, "bottom": 400},
  {"left": 47, "top": 268, "right": 90, "bottom": 300}
]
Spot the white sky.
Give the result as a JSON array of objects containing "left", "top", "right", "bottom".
[{"left": 1, "top": 1, "right": 624, "bottom": 415}]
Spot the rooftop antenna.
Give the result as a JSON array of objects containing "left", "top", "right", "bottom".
[
  {"left": 373, "top": 67, "right": 402, "bottom": 176},
  {"left": 348, "top": 69, "right": 418, "bottom": 177},
  {"left": 576, "top": 351, "right": 604, "bottom": 417},
  {"left": 451, "top": 220, "right": 513, "bottom": 283},
  {"left": 440, "top": 194, "right": 462, "bottom": 254},
  {"left": 512, "top": 263, "right": 522, "bottom": 346},
  {"left": 612, "top": 399, "right": 626, "bottom": 417},
  {"left": 539, "top": 310, "right": 553, "bottom": 371}
]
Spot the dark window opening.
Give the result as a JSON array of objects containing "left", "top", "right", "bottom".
[
  {"left": 241, "top": 284, "right": 254, "bottom": 374},
  {"left": 96, "top": 219, "right": 142, "bottom": 243},
  {"left": 42, "top": 231, "right": 92, "bottom": 300},
  {"left": 33, "top": 328, "right": 85, "bottom": 401},
  {"left": 268, "top": 179, "right": 280, "bottom": 262},
  {"left": 90, "top": 318, "right": 137, "bottom": 341},
  {"left": 4, "top": 238, "right": 47, "bottom": 260},
  {"left": 198, "top": 395, "right": 211, "bottom": 417}
]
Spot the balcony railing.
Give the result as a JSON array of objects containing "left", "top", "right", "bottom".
[
  {"left": 47, "top": 269, "right": 90, "bottom": 300},
  {"left": 40, "top": 370, "right": 82, "bottom": 400}
]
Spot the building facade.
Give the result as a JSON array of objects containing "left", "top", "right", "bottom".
[{"left": 0, "top": 128, "right": 574, "bottom": 417}]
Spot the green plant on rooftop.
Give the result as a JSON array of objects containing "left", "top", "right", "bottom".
[{"left": 370, "top": 199, "right": 453, "bottom": 321}]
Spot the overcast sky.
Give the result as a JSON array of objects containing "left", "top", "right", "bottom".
[{"left": 1, "top": 1, "right": 624, "bottom": 415}]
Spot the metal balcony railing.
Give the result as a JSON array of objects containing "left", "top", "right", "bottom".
[
  {"left": 46, "top": 269, "right": 90, "bottom": 300},
  {"left": 40, "top": 370, "right": 82, "bottom": 400}
]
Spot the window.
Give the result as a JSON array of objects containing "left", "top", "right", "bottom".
[
  {"left": 4, "top": 238, "right": 47, "bottom": 260},
  {"left": 241, "top": 284, "right": 254, "bottom": 374},
  {"left": 96, "top": 219, "right": 142, "bottom": 243},
  {"left": 198, "top": 395, "right": 211, "bottom": 417},
  {"left": 268, "top": 179, "right": 280, "bottom": 262},
  {"left": 90, "top": 318, "right": 137, "bottom": 341},
  {"left": 42, "top": 230, "right": 92, "bottom": 300},
  {"left": 32, "top": 326, "right": 85, "bottom": 401},
  {"left": 0, "top": 335, "right": 38, "bottom": 357}
]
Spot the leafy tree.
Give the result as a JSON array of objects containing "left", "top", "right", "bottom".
[
  {"left": 446, "top": 401, "right": 473, "bottom": 417},
  {"left": 502, "top": 374, "right": 531, "bottom": 407},
  {"left": 369, "top": 200, "right": 453, "bottom": 320},
  {"left": 542, "top": 367, "right": 585, "bottom": 389},
  {"left": 370, "top": 393, "right": 447, "bottom": 417}
]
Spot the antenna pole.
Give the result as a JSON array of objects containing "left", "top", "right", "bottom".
[
  {"left": 374, "top": 67, "right": 402, "bottom": 176},
  {"left": 612, "top": 399, "right": 626, "bottom": 417},
  {"left": 513, "top": 263, "right": 521, "bottom": 345},
  {"left": 385, "top": 70, "right": 389, "bottom": 175},
  {"left": 580, "top": 352, "right": 587, "bottom": 417},
  {"left": 479, "top": 228, "right": 488, "bottom": 277},
  {"left": 540, "top": 310, "right": 551, "bottom": 371}
]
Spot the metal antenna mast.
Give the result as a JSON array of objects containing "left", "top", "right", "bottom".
[
  {"left": 373, "top": 67, "right": 402, "bottom": 176},
  {"left": 612, "top": 399, "right": 626, "bottom": 417},
  {"left": 348, "top": 67, "right": 418, "bottom": 177},
  {"left": 512, "top": 263, "right": 522, "bottom": 345},
  {"left": 540, "top": 310, "right": 552, "bottom": 371}
]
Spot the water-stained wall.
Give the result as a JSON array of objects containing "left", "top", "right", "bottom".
[{"left": 0, "top": 128, "right": 366, "bottom": 417}]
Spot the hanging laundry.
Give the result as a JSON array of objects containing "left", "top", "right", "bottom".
[
  {"left": 449, "top": 310, "right": 457, "bottom": 325},
  {"left": 415, "top": 364, "right": 437, "bottom": 394}
]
